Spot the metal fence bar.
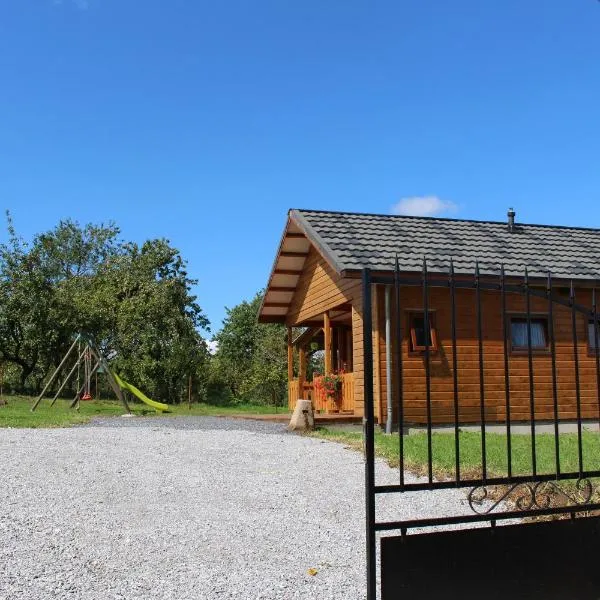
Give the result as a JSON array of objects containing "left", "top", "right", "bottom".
[
  {"left": 366, "top": 261, "right": 600, "bottom": 564},
  {"left": 376, "top": 468, "right": 600, "bottom": 493},
  {"left": 422, "top": 258, "right": 433, "bottom": 484},
  {"left": 571, "top": 281, "right": 584, "bottom": 475},
  {"left": 449, "top": 259, "right": 460, "bottom": 482},
  {"left": 524, "top": 268, "right": 537, "bottom": 477},
  {"left": 362, "top": 269, "right": 376, "bottom": 600},
  {"left": 500, "top": 265, "right": 512, "bottom": 478},
  {"left": 374, "top": 502, "right": 600, "bottom": 532},
  {"left": 547, "top": 272, "right": 560, "bottom": 477},
  {"left": 370, "top": 275, "right": 596, "bottom": 313},
  {"left": 475, "top": 262, "right": 486, "bottom": 481},
  {"left": 394, "top": 256, "right": 405, "bottom": 488}
]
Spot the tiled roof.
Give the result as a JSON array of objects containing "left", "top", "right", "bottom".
[{"left": 292, "top": 209, "right": 600, "bottom": 280}]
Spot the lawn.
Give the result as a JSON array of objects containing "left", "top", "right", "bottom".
[
  {"left": 311, "top": 427, "right": 600, "bottom": 480},
  {"left": 0, "top": 395, "right": 285, "bottom": 428}
]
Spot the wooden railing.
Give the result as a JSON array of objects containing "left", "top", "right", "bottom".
[
  {"left": 288, "top": 373, "right": 354, "bottom": 414},
  {"left": 341, "top": 372, "right": 354, "bottom": 412},
  {"left": 288, "top": 379, "right": 299, "bottom": 410},
  {"left": 312, "top": 376, "right": 328, "bottom": 413}
]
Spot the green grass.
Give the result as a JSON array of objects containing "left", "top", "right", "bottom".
[
  {"left": 0, "top": 396, "right": 126, "bottom": 428},
  {"left": 310, "top": 428, "right": 600, "bottom": 480},
  {"left": 0, "top": 396, "right": 286, "bottom": 428}
]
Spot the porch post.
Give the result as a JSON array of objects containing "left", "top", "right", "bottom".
[
  {"left": 298, "top": 346, "right": 306, "bottom": 398},
  {"left": 287, "top": 327, "right": 294, "bottom": 382},
  {"left": 324, "top": 311, "right": 332, "bottom": 374}
]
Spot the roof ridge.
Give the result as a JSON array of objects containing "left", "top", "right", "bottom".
[{"left": 294, "top": 208, "right": 600, "bottom": 233}]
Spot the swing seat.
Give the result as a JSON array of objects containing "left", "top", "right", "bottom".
[{"left": 81, "top": 393, "right": 93, "bottom": 401}]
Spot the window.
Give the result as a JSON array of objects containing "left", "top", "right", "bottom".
[
  {"left": 408, "top": 312, "right": 438, "bottom": 353},
  {"left": 510, "top": 317, "right": 548, "bottom": 352},
  {"left": 588, "top": 320, "right": 599, "bottom": 353}
]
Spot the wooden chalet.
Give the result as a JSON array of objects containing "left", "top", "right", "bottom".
[{"left": 259, "top": 209, "right": 600, "bottom": 426}]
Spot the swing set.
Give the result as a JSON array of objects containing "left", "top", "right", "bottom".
[{"left": 31, "top": 334, "right": 169, "bottom": 413}]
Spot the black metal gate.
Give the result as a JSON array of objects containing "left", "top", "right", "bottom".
[{"left": 362, "top": 260, "right": 600, "bottom": 599}]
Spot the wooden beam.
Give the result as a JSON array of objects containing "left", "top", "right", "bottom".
[
  {"left": 324, "top": 311, "right": 332, "bottom": 374},
  {"left": 269, "top": 286, "right": 296, "bottom": 292},
  {"left": 287, "top": 327, "right": 294, "bottom": 382},
  {"left": 298, "top": 347, "right": 307, "bottom": 395},
  {"left": 263, "top": 302, "right": 290, "bottom": 308},
  {"left": 337, "top": 326, "right": 344, "bottom": 370},
  {"left": 293, "top": 326, "right": 322, "bottom": 349},
  {"left": 346, "top": 328, "right": 353, "bottom": 372},
  {"left": 274, "top": 269, "right": 302, "bottom": 275},
  {"left": 280, "top": 251, "right": 309, "bottom": 258},
  {"left": 285, "top": 232, "right": 305, "bottom": 239},
  {"left": 258, "top": 315, "right": 287, "bottom": 323}
]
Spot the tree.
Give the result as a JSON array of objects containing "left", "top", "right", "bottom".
[
  {"left": 211, "top": 291, "right": 288, "bottom": 406},
  {"left": 0, "top": 213, "right": 58, "bottom": 389},
  {"left": 0, "top": 214, "right": 210, "bottom": 400},
  {"left": 247, "top": 323, "right": 288, "bottom": 408},
  {"left": 100, "top": 239, "right": 210, "bottom": 401}
]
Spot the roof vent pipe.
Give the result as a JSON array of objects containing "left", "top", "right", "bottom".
[{"left": 507, "top": 208, "right": 516, "bottom": 232}]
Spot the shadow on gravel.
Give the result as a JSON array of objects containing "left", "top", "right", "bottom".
[{"left": 82, "top": 415, "right": 289, "bottom": 435}]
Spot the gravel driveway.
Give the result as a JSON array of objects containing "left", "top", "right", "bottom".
[{"left": 0, "top": 416, "right": 474, "bottom": 599}]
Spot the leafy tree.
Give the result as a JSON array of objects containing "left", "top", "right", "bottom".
[
  {"left": 212, "top": 291, "right": 288, "bottom": 406},
  {"left": 0, "top": 213, "right": 58, "bottom": 389},
  {"left": 100, "top": 239, "right": 210, "bottom": 401},
  {"left": 0, "top": 214, "right": 210, "bottom": 401},
  {"left": 247, "top": 323, "right": 288, "bottom": 408}
]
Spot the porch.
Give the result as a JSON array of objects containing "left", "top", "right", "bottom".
[{"left": 286, "top": 306, "right": 355, "bottom": 414}]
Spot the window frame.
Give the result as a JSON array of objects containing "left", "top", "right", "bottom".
[
  {"left": 508, "top": 314, "right": 550, "bottom": 355},
  {"left": 587, "top": 318, "right": 600, "bottom": 356},
  {"left": 407, "top": 310, "right": 439, "bottom": 355}
]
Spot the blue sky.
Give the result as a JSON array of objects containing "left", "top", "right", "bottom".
[{"left": 1, "top": 1, "right": 599, "bottom": 332}]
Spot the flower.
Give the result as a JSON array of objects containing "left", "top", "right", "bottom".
[{"left": 320, "top": 369, "right": 344, "bottom": 399}]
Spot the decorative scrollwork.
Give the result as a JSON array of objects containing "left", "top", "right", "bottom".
[{"left": 468, "top": 478, "right": 594, "bottom": 515}]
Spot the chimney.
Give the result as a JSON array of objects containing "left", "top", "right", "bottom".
[{"left": 507, "top": 207, "right": 516, "bottom": 232}]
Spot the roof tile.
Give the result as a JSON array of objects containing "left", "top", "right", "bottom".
[{"left": 293, "top": 209, "right": 600, "bottom": 280}]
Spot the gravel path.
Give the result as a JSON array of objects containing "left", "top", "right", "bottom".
[{"left": 0, "top": 416, "right": 475, "bottom": 599}]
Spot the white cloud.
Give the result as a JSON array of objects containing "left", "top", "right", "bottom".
[
  {"left": 206, "top": 340, "right": 219, "bottom": 355},
  {"left": 391, "top": 196, "right": 458, "bottom": 218}
]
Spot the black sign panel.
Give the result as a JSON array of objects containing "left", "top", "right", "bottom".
[{"left": 381, "top": 517, "right": 600, "bottom": 600}]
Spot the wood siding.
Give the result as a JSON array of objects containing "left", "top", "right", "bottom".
[
  {"left": 374, "top": 285, "right": 600, "bottom": 425},
  {"left": 286, "top": 246, "right": 360, "bottom": 326}
]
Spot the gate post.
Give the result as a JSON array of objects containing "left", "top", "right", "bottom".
[{"left": 362, "top": 268, "right": 377, "bottom": 600}]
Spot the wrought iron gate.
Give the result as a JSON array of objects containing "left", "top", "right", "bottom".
[{"left": 362, "top": 260, "right": 600, "bottom": 599}]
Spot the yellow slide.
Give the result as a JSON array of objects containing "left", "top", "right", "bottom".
[{"left": 112, "top": 372, "right": 170, "bottom": 413}]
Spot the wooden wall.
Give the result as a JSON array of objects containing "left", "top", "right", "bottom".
[
  {"left": 374, "top": 284, "right": 600, "bottom": 425},
  {"left": 286, "top": 246, "right": 360, "bottom": 326}
]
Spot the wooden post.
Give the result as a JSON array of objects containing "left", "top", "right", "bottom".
[
  {"left": 324, "top": 311, "right": 332, "bottom": 374},
  {"left": 346, "top": 329, "right": 353, "bottom": 372},
  {"left": 31, "top": 334, "right": 81, "bottom": 411},
  {"left": 337, "top": 326, "right": 345, "bottom": 370},
  {"left": 298, "top": 347, "right": 307, "bottom": 399},
  {"left": 287, "top": 327, "right": 294, "bottom": 382}
]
